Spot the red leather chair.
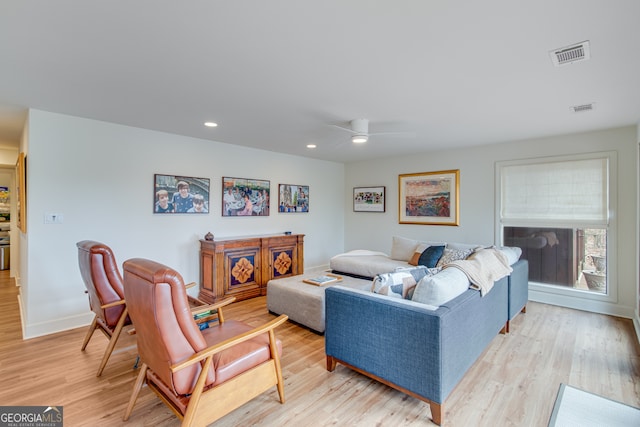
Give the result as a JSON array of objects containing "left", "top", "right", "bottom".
[
  {"left": 77, "top": 240, "right": 131, "bottom": 376},
  {"left": 122, "top": 258, "right": 288, "bottom": 426}
]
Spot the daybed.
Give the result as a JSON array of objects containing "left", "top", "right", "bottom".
[{"left": 324, "top": 236, "right": 529, "bottom": 425}]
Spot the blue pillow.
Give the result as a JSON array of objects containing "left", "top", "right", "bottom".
[{"left": 418, "top": 245, "right": 445, "bottom": 268}]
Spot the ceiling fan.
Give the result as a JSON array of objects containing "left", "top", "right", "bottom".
[{"left": 330, "top": 119, "right": 414, "bottom": 144}]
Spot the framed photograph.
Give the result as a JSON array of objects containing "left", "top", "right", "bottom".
[
  {"left": 222, "top": 177, "right": 270, "bottom": 216},
  {"left": 16, "top": 152, "right": 26, "bottom": 232},
  {"left": 398, "top": 169, "right": 459, "bottom": 225},
  {"left": 154, "top": 174, "right": 210, "bottom": 214},
  {"left": 353, "top": 186, "right": 385, "bottom": 212},
  {"left": 278, "top": 184, "right": 309, "bottom": 213}
]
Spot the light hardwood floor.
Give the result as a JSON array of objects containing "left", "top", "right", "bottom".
[{"left": 1, "top": 270, "right": 639, "bottom": 426}]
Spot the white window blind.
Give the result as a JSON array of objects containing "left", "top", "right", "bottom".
[{"left": 501, "top": 158, "right": 608, "bottom": 224}]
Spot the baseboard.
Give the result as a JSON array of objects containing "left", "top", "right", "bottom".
[
  {"left": 23, "top": 312, "right": 94, "bottom": 340},
  {"left": 633, "top": 314, "right": 640, "bottom": 346},
  {"left": 529, "top": 289, "right": 636, "bottom": 319}
]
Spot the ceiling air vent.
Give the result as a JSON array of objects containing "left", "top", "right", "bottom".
[
  {"left": 550, "top": 40, "right": 591, "bottom": 66},
  {"left": 570, "top": 103, "right": 594, "bottom": 113}
]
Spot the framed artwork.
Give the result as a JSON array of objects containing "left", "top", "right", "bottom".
[
  {"left": 353, "top": 186, "right": 385, "bottom": 212},
  {"left": 398, "top": 169, "right": 459, "bottom": 225},
  {"left": 16, "top": 152, "right": 26, "bottom": 232},
  {"left": 278, "top": 184, "right": 309, "bottom": 213},
  {"left": 222, "top": 177, "right": 270, "bottom": 216},
  {"left": 154, "top": 174, "right": 210, "bottom": 214}
]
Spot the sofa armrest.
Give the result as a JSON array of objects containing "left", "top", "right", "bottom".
[
  {"left": 508, "top": 259, "right": 529, "bottom": 321},
  {"left": 325, "top": 287, "right": 446, "bottom": 402}
]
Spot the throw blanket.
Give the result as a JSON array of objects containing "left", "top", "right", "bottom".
[{"left": 445, "top": 248, "right": 512, "bottom": 296}]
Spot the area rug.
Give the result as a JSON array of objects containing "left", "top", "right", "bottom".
[{"left": 548, "top": 383, "right": 640, "bottom": 426}]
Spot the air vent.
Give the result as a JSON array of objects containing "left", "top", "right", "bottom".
[
  {"left": 570, "top": 103, "right": 594, "bottom": 113},
  {"left": 550, "top": 40, "right": 591, "bottom": 66}
]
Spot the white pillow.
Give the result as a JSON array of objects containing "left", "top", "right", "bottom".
[
  {"left": 447, "top": 242, "right": 483, "bottom": 251},
  {"left": 498, "top": 246, "right": 522, "bottom": 265},
  {"left": 390, "top": 236, "right": 419, "bottom": 261},
  {"left": 411, "top": 267, "right": 470, "bottom": 306}
]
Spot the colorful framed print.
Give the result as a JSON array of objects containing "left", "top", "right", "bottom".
[
  {"left": 154, "top": 174, "right": 210, "bottom": 214},
  {"left": 222, "top": 177, "right": 270, "bottom": 216},
  {"left": 398, "top": 169, "right": 459, "bottom": 225},
  {"left": 278, "top": 184, "right": 309, "bottom": 213},
  {"left": 353, "top": 186, "right": 385, "bottom": 212}
]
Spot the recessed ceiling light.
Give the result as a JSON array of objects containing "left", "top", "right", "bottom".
[
  {"left": 306, "top": 144, "right": 317, "bottom": 149},
  {"left": 204, "top": 122, "right": 218, "bottom": 127}
]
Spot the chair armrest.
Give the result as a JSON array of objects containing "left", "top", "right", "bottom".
[
  {"left": 100, "top": 299, "right": 126, "bottom": 309},
  {"left": 171, "top": 314, "right": 288, "bottom": 373},
  {"left": 190, "top": 297, "right": 236, "bottom": 316}
]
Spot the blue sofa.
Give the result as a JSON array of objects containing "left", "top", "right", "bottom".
[{"left": 325, "top": 261, "right": 527, "bottom": 426}]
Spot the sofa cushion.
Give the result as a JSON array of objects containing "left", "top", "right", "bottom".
[
  {"left": 408, "top": 244, "right": 445, "bottom": 268},
  {"left": 408, "top": 243, "right": 429, "bottom": 265},
  {"left": 390, "top": 236, "right": 420, "bottom": 261},
  {"left": 393, "top": 265, "right": 436, "bottom": 282},
  {"left": 411, "top": 267, "right": 470, "bottom": 306},
  {"left": 418, "top": 245, "right": 445, "bottom": 268},
  {"left": 447, "top": 242, "right": 483, "bottom": 251},
  {"left": 371, "top": 271, "right": 417, "bottom": 299},
  {"left": 330, "top": 252, "right": 410, "bottom": 278},
  {"left": 436, "top": 248, "right": 473, "bottom": 268},
  {"left": 498, "top": 246, "right": 522, "bottom": 265}
]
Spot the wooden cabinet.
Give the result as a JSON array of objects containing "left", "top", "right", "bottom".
[{"left": 199, "top": 233, "right": 304, "bottom": 303}]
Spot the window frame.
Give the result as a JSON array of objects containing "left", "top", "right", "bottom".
[{"left": 495, "top": 151, "right": 618, "bottom": 305}]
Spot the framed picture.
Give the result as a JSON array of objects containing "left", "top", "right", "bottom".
[
  {"left": 154, "top": 174, "right": 210, "bottom": 214},
  {"left": 398, "top": 169, "right": 459, "bottom": 225},
  {"left": 16, "top": 152, "right": 26, "bottom": 232},
  {"left": 278, "top": 184, "right": 309, "bottom": 213},
  {"left": 353, "top": 186, "right": 385, "bottom": 212},
  {"left": 222, "top": 177, "right": 270, "bottom": 216}
]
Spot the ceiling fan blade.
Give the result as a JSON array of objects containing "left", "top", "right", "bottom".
[
  {"left": 329, "top": 124, "right": 358, "bottom": 134},
  {"left": 369, "top": 131, "right": 416, "bottom": 138}
]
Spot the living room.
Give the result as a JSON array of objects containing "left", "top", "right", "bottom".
[{"left": 0, "top": 2, "right": 639, "bottom": 425}]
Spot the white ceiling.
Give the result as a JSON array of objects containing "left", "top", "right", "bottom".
[{"left": 0, "top": 1, "right": 639, "bottom": 162}]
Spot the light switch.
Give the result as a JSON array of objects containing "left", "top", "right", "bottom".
[{"left": 44, "top": 213, "right": 64, "bottom": 224}]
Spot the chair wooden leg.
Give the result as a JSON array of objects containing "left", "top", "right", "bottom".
[
  {"left": 182, "top": 355, "right": 213, "bottom": 427},
  {"left": 269, "top": 329, "right": 285, "bottom": 403},
  {"left": 81, "top": 316, "right": 98, "bottom": 351},
  {"left": 96, "top": 307, "right": 128, "bottom": 377},
  {"left": 123, "top": 363, "right": 148, "bottom": 421}
]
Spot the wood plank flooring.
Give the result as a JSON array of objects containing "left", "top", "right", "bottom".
[{"left": 0, "top": 270, "right": 638, "bottom": 426}]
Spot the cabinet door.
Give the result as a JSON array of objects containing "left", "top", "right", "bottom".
[
  {"left": 224, "top": 245, "right": 262, "bottom": 300},
  {"left": 264, "top": 241, "right": 298, "bottom": 281}
]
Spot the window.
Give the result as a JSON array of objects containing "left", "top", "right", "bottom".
[{"left": 496, "top": 152, "right": 616, "bottom": 302}]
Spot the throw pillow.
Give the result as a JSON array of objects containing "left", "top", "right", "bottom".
[
  {"left": 371, "top": 271, "right": 417, "bottom": 299},
  {"left": 436, "top": 248, "right": 473, "bottom": 268},
  {"left": 411, "top": 267, "right": 470, "bottom": 306},
  {"left": 390, "top": 236, "right": 420, "bottom": 261},
  {"left": 498, "top": 246, "right": 522, "bottom": 265},
  {"left": 417, "top": 245, "right": 445, "bottom": 268},
  {"left": 408, "top": 243, "right": 429, "bottom": 265},
  {"left": 393, "top": 265, "right": 438, "bottom": 283}
]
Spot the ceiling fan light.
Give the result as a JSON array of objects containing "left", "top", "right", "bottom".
[{"left": 352, "top": 134, "right": 368, "bottom": 144}]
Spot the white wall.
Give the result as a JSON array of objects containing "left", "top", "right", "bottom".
[
  {"left": 344, "top": 126, "right": 638, "bottom": 319},
  {"left": 18, "top": 109, "right": 639, "bottom": 337},
  {"left": 22, "top": 109, "right": 345, "bottom": 338}
]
